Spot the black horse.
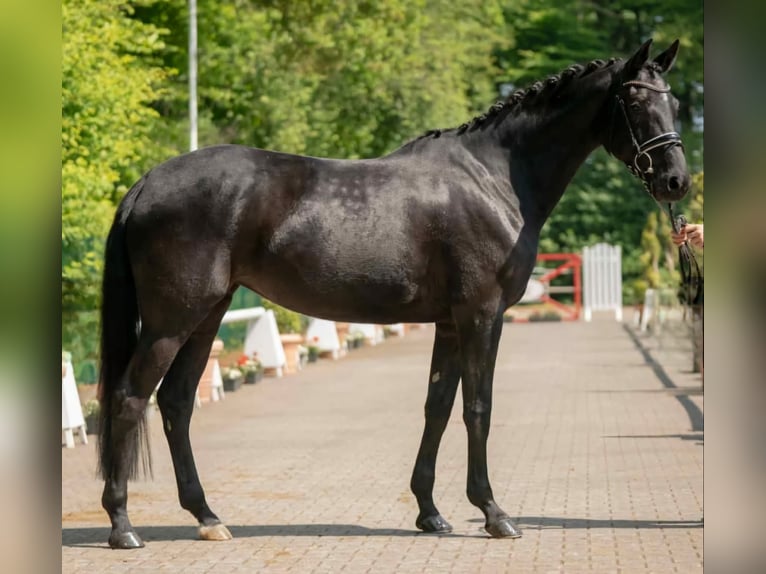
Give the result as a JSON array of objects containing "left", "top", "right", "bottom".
[{"left": 97, "top": 39, "right": 689, "bottom": 548}]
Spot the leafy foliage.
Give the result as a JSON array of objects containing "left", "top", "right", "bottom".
[
  {"left": 262, "top": 300, "right": 306, "bottom": 335},
  {"left": 139, "top": 0, "right": 509, "bottom": 158},
  {"left": 62, "top": 0, "right": 703, "bottom": 365},
  {"left": 62, "top": 0, "right": 174, "bottom": 363}
]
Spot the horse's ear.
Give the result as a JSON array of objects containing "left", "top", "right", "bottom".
[
  {"left": 624, "top": 38, "right": 653, "bottom": 77},
  {"left": 653, "top": 39, "right": 680, "bottom": 73}
]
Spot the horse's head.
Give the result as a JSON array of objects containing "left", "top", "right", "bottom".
[{"left": 606, "top": 39, "right": 690, "bottom": 203}]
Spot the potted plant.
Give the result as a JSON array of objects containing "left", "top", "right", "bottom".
[
  {"left": 83, "top": 399, "right": 100, "bottom": 435},
  {"left": 354, "top": 331, "right": 366, "bottom": 349},
  {"left": 307, "top": 343, "right": 320, "bottom": 363},
  {"left": 345, "top": 331, "right": 359, "bottom": 350},
  {"left": 238, "top": 353, "right": 263, "bottom": 384},
  {"left": 222, "top": 366, "right": 244, "bottom": 392}
]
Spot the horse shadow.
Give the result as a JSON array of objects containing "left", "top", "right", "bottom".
[
  {"left": 62, "top": 516, "right": 703, "bottom": 547},
  {"left": 62, "top": 523, "right": 461, "bottom": 547}
]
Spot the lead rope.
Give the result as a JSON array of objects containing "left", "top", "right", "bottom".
[
  {"left": 667, "top": 202, "right": 704, "bottom": 380},
  {"left": 667, "top": 202, "right": 703, "bottom": 309}
]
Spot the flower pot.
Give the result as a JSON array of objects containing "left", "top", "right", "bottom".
[
  {"left": 245, "top": 370, "right": 263, "bottom": 384},
  {"left": 223, "top": 376, "right": 243, "bottom": 392},
  {"left": 85, "top": 413, "right": 99, "bottom": 435}
]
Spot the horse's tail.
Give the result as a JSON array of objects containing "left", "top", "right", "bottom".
[{"left": 97, "top": 176, "right": 151, "bottom": 480}]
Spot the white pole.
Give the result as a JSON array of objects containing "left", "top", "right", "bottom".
[{"left": 188, "top": 0, "right": 198, "bottom": 151}]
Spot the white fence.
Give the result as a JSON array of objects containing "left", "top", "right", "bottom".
[{"left": 583, "top": 243, "right": 623, "bottom": 322}]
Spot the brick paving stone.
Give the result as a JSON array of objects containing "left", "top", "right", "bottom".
[{"left": 63, "top": 319, "right": 702, "bottom": 573}]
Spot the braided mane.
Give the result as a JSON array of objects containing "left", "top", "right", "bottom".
[{"left": 418, "top": 56, "right": 622, "bottom": 140}]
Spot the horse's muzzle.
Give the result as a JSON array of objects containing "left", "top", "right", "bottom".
[{"left": 653, "top": 171, "right": 690, "bottom": 202}]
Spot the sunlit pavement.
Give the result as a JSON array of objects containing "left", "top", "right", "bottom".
[{"left": 63, "top": 318, "right": 702, "bottom": 573}]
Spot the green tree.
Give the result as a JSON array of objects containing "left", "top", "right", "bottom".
[
  {"left": 136, "top": 0, "right": 509, "bottom": 159},
  {"left": 495, "top": 0, "right": 608, "bottom": 87},
  {"left": 62, "top": 0, "right": 174, "bottom": 362}
]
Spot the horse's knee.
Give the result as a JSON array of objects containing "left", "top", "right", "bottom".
[
  {"left": 424, "top": 403, "right": 452, "bottom": 423},
  {"left": 462, "top": 399, "right": 491, "bottom": 429},
  {"left": 424, "top": 394, "right": 456, "bottom": 419}
]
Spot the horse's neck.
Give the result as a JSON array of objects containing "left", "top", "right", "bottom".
[{"left": 489, "top": 79, "right": 613, "bottom": 225}]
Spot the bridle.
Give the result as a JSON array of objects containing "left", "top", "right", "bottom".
[
  {"left": 609, "top": 79, "right": 702, "bottom": 309},
  {"left": 609, "top": 79, "right": 684, "bottom": 193}
]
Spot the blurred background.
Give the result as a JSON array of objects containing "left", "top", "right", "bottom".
[{"left": 61, "top": 0, "right": 704, "bottom": 377}]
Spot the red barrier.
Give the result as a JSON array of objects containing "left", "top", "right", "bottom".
[{"left": 510, "top": 253, "right": 582, "bottom": 322}]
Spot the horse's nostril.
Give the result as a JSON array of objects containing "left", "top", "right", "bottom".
[{"left": 668, "top": 176, "right": 680, "bottom": 190}]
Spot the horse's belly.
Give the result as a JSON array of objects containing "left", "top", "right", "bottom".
[
  {"left": 233, "top": 178, "right": 455, "bottom": 322},
  {"left": 240, "top": 244, "right": 450, "bottom": 323}
]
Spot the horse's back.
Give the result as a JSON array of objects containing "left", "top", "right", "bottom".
[
  {"left": 121, "top": 143, "right": 530, "bottom": 324},
  {"left": 120, "top": 145, "right": 443, "bottom": 320}
]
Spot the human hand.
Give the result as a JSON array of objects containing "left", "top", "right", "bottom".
[
  {"left": 685, "top": 224, "right": 703, "bottom": 248},
  {"left": 671, "top": 223, "right": 703, "bottom": 248}
]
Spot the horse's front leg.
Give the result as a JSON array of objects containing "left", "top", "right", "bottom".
[
  {"left": 411, "top": 321, "right": 461, "bottom": 533},
  {"left": 455, "top": 303, "right": 522, "bottom": 538}
]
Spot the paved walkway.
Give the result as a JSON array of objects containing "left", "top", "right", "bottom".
[{"left": 62, "top": 318, "right": 703, "bottom": 573}]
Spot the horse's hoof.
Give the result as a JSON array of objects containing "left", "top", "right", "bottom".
[
  {"left": 108, "top": 530, "right": 145, "bottom": 549},
  {"left": 485, "top": 517, "right": 522, "bottom": 539},
  {"left": 416, "top": 514, "right": 453, "bottom": 533},
  {"left": 199, "top": 523, "right": 233, "bottom": 541}
]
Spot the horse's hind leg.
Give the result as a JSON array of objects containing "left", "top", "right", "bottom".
[
  {"left": 102, "top": 330, "right": 186, "bottom": 549},
  {"left": 410, "top": 321, "right": 461, "bottom": 533},
  {"left": 156, "top": 294, "right": 234, "bottom": 541}
]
